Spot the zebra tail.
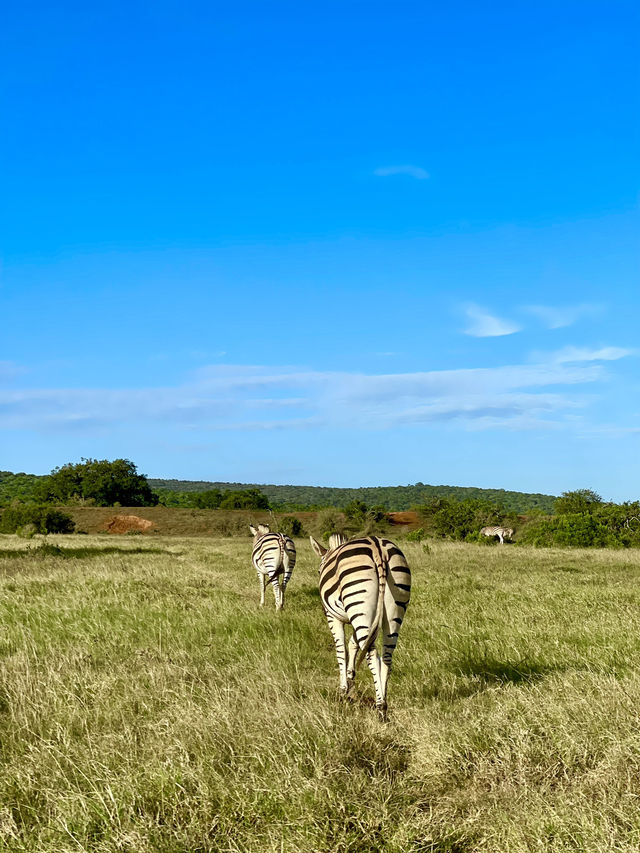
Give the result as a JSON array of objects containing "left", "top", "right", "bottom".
[{"left": 355, "top": 538, "right": 387, "bottom": 666}]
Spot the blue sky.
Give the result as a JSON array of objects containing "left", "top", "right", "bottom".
[{"left": 2, "top": 1, "right": 639, "bottom": 499}]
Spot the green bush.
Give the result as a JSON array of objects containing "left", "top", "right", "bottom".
[
  {"left": 192, "top": 489, "right": 224, "bottom": 509},
  {"left": 554, "top": 489, "right": 603, "bottom": 515},
  {"left": 517, "top": 514, "right": 616, "bottom": 548},
  {"left": 218, "top": 489, "right": 270, "bottom": 510},
  {"left": 314, "top": 509, "right": 347, "bottom": 541},
  {"left": 406, "top": 527, "right": 426, "bottom": 542},
  {"left": 0, "top": 506, "right": 75, "bottom": 535},
  {"left": 277, "top": 516, "right": 303, "bottom": 537}
]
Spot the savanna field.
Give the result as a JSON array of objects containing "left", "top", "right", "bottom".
[{"left": 1, "top": 535, "right": 640, "bottom": 852}]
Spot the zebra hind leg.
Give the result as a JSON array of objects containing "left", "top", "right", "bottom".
[
  {"left": 281, "top": 554, "right": 295, "bottom": 609},
  {"left": 345, "top": 633, "right": 359, "bottom": 698},
  {"left": 258, "top": 572, "right": 267, "bottom": 607},
  {"left": 325, "top": 613, "right": 349, "bottom": 697},
  {"left": 365, "top": 647, "right": 387, "bottom": 721},
  {"left": 268, "top": 573, "right": 283, "bottom": 610}
]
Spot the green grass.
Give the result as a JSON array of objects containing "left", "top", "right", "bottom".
[{"left": 1, "top": 536, "right": 640, "bottom": 851}]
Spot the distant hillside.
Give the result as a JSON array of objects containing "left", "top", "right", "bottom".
[
  {"left": 149, "top": 479, "right": 557, "bottom": 513},
  {"left": 0, "top": 471, "right": 40, "bottom": 504},
  {"left": 0, "top": 470, "right": 556, "bottom": 513}
]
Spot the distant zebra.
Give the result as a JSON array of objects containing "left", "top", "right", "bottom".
[
  {"left": 310, "top": 534, "right": 411, "bottom": 720},
  {"left": 250, "top": 524, "right": 297, "bottom": 610},
  {"left": 480, "top": 526, "right": 514, "bottom": 544}
]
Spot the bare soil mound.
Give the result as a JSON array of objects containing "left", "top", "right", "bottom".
[
  {"left": 388, "top": 511, "right": 420, "bottom": 528},
  {"left": 105, "top": 514, "right": 156, "bottom": 534}
]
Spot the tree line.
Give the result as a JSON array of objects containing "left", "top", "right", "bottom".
[
  {"left": 2, "top": 461, "right": 640, "bottom": 548},
  {"left": 1, "top": 465, "right": 556, "bottom": 512},
  {"left": 149, "top": 479, "right": 556, "bottom": 513}
]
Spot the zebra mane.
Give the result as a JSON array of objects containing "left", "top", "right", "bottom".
[{"left": 328, "top": 533, "right": 347, "bottom": 551}]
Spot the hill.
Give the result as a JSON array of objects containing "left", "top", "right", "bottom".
[
  {"left": 0, "top": 470, "right": 556, "bottom": 513},
  {"left": 149, "top": 479, "right": 556, "bottom": 513}
]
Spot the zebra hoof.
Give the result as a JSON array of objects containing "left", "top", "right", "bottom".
[{"left": 376, "top": 704, "right": 388, "bottom": 723}]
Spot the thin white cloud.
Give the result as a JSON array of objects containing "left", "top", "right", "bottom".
[
  {"left": 0, "top": 351, "right": 632, "bottom": 434},
  {"left": 463, "top": 304, "right": 521, "bottom": 337},
  {"left": 550, "top": 345, "right": 635, "bottom": 363},
  {"left": 524, "top": 304, "right": 601, "bottom": 329},
  {"left": 373, "top": 165, "right": 430, "bottom": 180}
]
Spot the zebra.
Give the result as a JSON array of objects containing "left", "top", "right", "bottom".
[
  {"left": 249, "top": 524, "right": 297, "bottom": 610},
  {"left": 480, "top": 525, "right": 514, "bottom": 544},
  {"left": 309, "top": 533, "right": 411, "bottom": 720}
]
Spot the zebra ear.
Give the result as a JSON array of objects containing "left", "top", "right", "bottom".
[
  {"left": 258, "top": 523, "right": 270, "bottom": 534},
  {"left": 249, "top": 525, "right": 258, "bottom": 536},
  {"left": 309, "top": 536, "right": 327, "bottom": 558}
]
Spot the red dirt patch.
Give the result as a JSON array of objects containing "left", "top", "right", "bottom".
[
  {"left": 105, "top": 514, "right": 156, "bottom": 534},
  {"left": 388, "top": 511, "right": 420, "bottom": 528}
]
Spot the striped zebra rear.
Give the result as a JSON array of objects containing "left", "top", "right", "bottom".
[
  {"left": 250, "top": 524, "right": 297, "bottom": 610},
  {"left": 480, "top": 525, "right": 514, "bottom": 544},
  {"left": 310, "top": 534, "right": 411, "bottom": 720}
]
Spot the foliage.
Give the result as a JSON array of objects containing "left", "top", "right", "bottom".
[
  {"left": 415, "top": 497, "right": 514, "bottom": 542},
  {"left": 150, "top": 478, "right": 557, "bottom": 513},
  {"left": 313, "top": 508, "right": 347, "bottom": 540},
  {"left": 218, "top": 489, "right": 270, "bottom": 510},
  {"left": 0, "top": 471, "right": 41, "bottom": 505},
  {"left": 343, "top": 499, "right": 389, "bottom": 526},
  {"left": 155, "top": 489, "right": 195, "bottom": 507},
  {"left": 34, "top": 459, "right": 158, "bottom": 507},
  {"left": 276, "top": 515, "right": 303, "bottom": 537},
  {"left": 554, "top": 488, "right": 603, "bottom": 515},
  {"left": 0, "top": 505, "right": 75, "bottom": 534},
  {"left": 191, "top": 489, "right": 224, "bottom": 509},
  {"left": 405, "top": 527, "right": 426, "bottom": 542},
  {"left": 518, "top": 501, "right": 640, "bottom": 548}
]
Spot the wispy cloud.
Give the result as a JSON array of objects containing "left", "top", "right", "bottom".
[
  {"left": 0, "top": 349, "right": 633, "bottom": 435},
  {"left": 524, "top": 304, "right": 601, "bottom": 329},
  {"left": 373, "top": 165, "right": 430, "bottom": 180},
  {"left": 463, "top": 304, "right": 521, "bottom": 337},
  {"left": 550, "top": 345, "right": 635, "bottom": 363},
  {"left": 0, "top": 361, "right": 27, "bottom": 382}
]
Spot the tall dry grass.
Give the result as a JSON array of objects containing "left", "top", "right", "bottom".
[{"left": 1, "top": 536, "right": 640, "bottom": 851}]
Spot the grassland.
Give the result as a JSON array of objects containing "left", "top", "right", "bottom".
[{"left": 1, "top": 536, "right": 640, "bottom": 851}]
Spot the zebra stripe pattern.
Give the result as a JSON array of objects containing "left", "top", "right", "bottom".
[
  {"left": 480, "top": 525, "right": 514, "bottom": 544},
  {"left": 310, "top": 533, "right": 411, "bottom": 720},
  {"left": 250, "top": 524, "right": 297, "bottom": 610}
]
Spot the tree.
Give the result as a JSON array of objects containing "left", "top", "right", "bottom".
[
  {"left": 554, "top": 489, "right": 603, "bottom": 515},
  {"left": 34, "top": 459, "right": 158, "bottom": 507},
  {"left": 218, "top": 489, "right": 270, "bottom": 510},
  {"left": 192, "top": 489, "right": 223, "bottom": 509}
]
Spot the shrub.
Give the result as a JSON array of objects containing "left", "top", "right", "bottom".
[
  {"left": 0, "top": 506, "right": 75, "bottom": 535},
  {"left": 517, "top": 513, "right": 615, "bottom": 548},
  {"left": 192, "top": 489, "right": 224, "bottom": 509},
  {"left": 314, "top": 509, "right": 347, "bottom": 541},
  {"left": 554, "top": 489, "right": 603, "bottom": 515},
  {"left": 277, "top": 516, "right": 303, "bottom": 537},
  {"left": 406, "top": 527, "right": 426, "bottom": 542},
  {"left": 218, "top": 489, "right": 270, "bottom": 510}
]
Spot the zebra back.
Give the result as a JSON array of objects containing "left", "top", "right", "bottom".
[
  {"left": 250, "top": 524, "right": 297, "bottom": 609},
  {"left": 310, "top": 534, "right": 411, "bottom": 717},
  {"left": 318, "top": 538, "right": 409, "bottom": 644},
  {"left": 480, "top": 526, "right": 514, "bottom": 541}
]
